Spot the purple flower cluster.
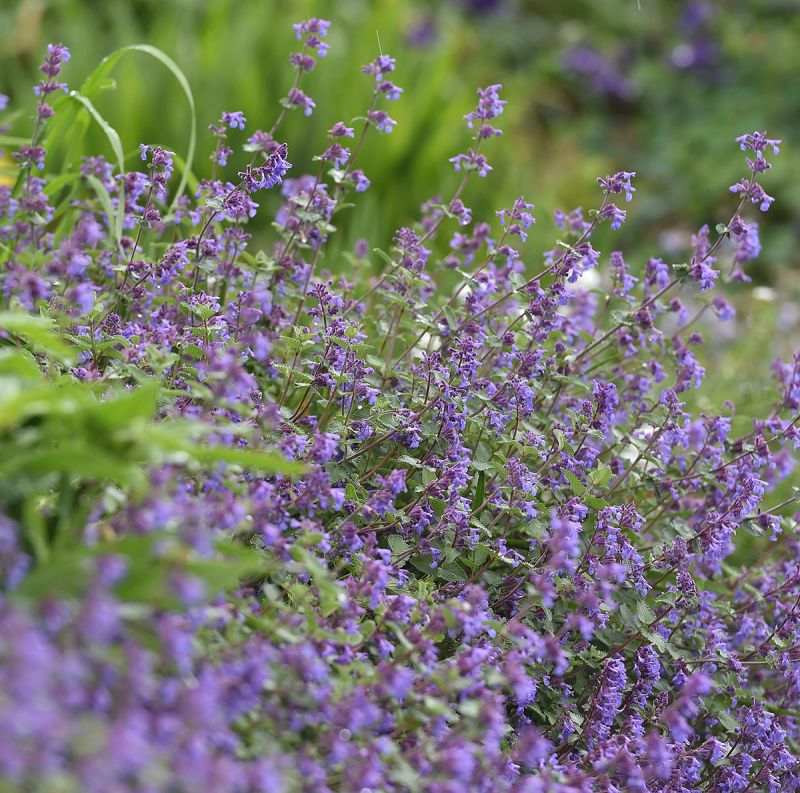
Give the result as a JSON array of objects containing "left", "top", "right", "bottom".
[
  {"left": 362, "top": 54, "right": 402, "bottom": 134},
  {"left": 283, "top": 17, "right": 331, "bottom": 116},
  {"left": 450, "top": 83, "right": 507, "bottom": 178},
  {"left": 729, "top": 130, "right": 781, "bottom": 212},
  {"left": 0, "top": 23, "right": 798, "bottom": 793}
]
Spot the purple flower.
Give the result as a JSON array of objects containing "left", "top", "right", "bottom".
[
  {"left": 40, "top": 43, "right": 71, "bottom": 78},
  {"left": 368, "top": 110, "right": 396, "bottom": 134},
  {"left": 320, "top": 143, "right": 350, "bottom": 169},
  {"left": 14, "top": 145, "right": 46, "bottom": 170},
  {"left": 221, "top": 111, "right": 247, "bottom": 130},
  {"left": 598, "top": 171, "right": 636, "bottom": 201},
  {"left": 449, "top": 198, "right": 472, "bottom": 226},
  {"left": 688, "top": 259, "right": 718, "bottom": 291},
  {"left": 450, "top": 149, "right": 492, "bottom": 177},
  {"left": 292, "top": 18, "right": 331, "bottom": 61},
  {"left": 731, "top": 219, "right": 761, "bottom": 264},
  {"left": 663, "top": 671, "right": 712, "bottom": 743},
  {"left": 210, "top": 145, "right": 233, "bottom": 167},
  {"left": 586, "top": 655, "right": 626, "bottom": 745},
  {"left": 350, "top": 169, "right": 370, "bottom": 192},
  {"left": 286, "top": 87, "right": 316, "bottom": 116},
  {"left": 378, "top": 80, "right": 403, "bottom": 101},
  {"left": 362, "top": 55, "right": 396, "bottom": 78},
  {"left": 599, "top": 202, "right": 627, "bottom": 230},
  {"left": 464, "top": 83, "right": 506, "bottom": 130},
  {"left": 289, "top": 52, "right": 316, "bottom": 72},
  {"left": 736, "top": 130, "right": 781, "bottom": 156},
  {"left": 32, "top": 43, "right": 71, "bottom": 121},
  {"left": 547, "top": 509, "right": 582, "bottom": 573},
  {"left": 245, "top": 130, "right": 280, "bottom": 155},
  {"left": 712, "top": 295, "right": 735, "bottom": 321},
  {"left": 328, "top": 122, "right": 355, "bottom": 138},
  {"left": 238, "top": 144, "right": 291, "bottom": 191},
  {"left": 497, "top": 197, "right": 535, "bottom": 240},
  {"left": 729, "top": 177, "right": 775, "bottom": 211},
  {"left": 293, "top": 18, "right": 331, "bottom": 39}
]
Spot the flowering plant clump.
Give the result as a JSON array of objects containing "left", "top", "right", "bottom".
[{"left": 0, "top": 22, "right": 799, "bottom": 793}]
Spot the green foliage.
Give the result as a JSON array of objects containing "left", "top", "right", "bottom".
[{"left": 0, "top": 310, "right": 300, "bottom": 601}]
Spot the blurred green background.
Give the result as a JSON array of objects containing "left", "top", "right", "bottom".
[{"left": 1, "top": 0, "right": 799, "bottom": 419}]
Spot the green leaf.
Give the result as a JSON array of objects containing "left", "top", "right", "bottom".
[
  {"left": 471, "top": 470, "right": 486, "bottom": 512},
  {"left": 136, "top": 424, "right": 306, "bottom": 476},
  {"left": 188, "top": 444, "right": 306, "bottom": 475},
  {"left": 715, "top": 706, "right": 740, "bottom": 732},
  {"left": 564, "top": 470, "right": 586, "bottom": 496},
  {"left": 429, "top": 498, "right": 446, "bottom": 519},
  {"left": 0, "top": 311, "right": 75, "bottom": 364},
  {"left": 437, "top": 563, "right": 468, "bottom": 583},
  {"left": 388, "top": 534, "right": 412, "bottom": 558},
  {"left": 764, "top": 704, "right": 800, "bottom": 719},
  {"left": 0, "top": 349, "right": 43, "bottom": 380},
  {"left": 373, "top": 248, "right": 395, "bottom": 269},
  {"left": 590, "top": 465, "right": 613, "bottom": 487},
  {"left": 740, "top": 520, "right": 764, "bottom": 537},
  {"left": 15, "top": 545, "right": 96, "bottom": 601},
  {"left": 20, "top": 445, "right": 126, "bottom": 481},
  {"left": 636, "top": 601, "right": 657, "bottom": 625},
  {"left": 289, "top": 544, "right": 343, "bottom": 616},
  {"left": 639, "top": 626, "right": 668, "bottom": 653},
  {"left": 16, "top": 533, "right": 262, "bottom": 609},
  {"left": 186, "top": 553, "right": 263, "bottom": 596},
  {"left": 583, "top": 494, "right": 609, "bottom": 510}
]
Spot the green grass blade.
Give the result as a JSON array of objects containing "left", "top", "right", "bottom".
[
  {"left": 0, "top": 135, "right": 30, "bottom": 147},
  {"left": 79, "top": 44, "right": 197, "bottom": 209},
  {"left": 66, "top": 91, "right": 125, "bottom": 174},
  {"left": 122, "top": 45, "right": 196, "bottom": 208},
  {"left": 65, "top": 90, "right": 127, "bottom": 243},
  {"left": 85, "top": 173, "right": 124, "bottom": 246}
]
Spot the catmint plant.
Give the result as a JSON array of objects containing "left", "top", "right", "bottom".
[{"left": 0, "top": 19, "right": 798, "bottom": 793}]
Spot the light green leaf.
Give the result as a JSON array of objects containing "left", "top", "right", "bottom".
[
  {"left": 636, "top": 600, "right": 657, "bottom": 625},
  {"left": 0, "top": 311, "right": 75, "bottom": 364},
  {"left": 388, "top": 534, "right": 411, "bottom": 558},
  {"left": 564, "top": 470, "right": 586, "bottom": 496}
]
